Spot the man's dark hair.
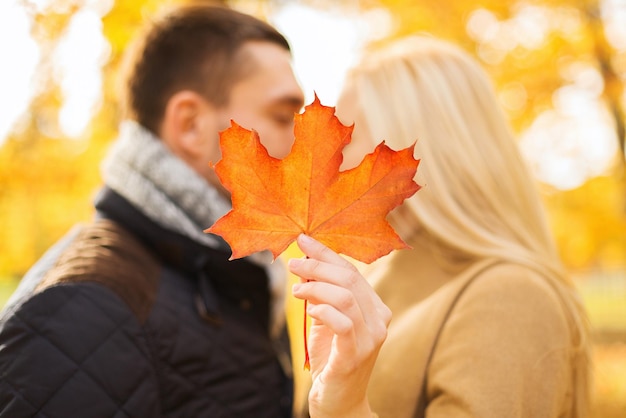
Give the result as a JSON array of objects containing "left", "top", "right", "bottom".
[{"left": 120, "top": 4, "right": 291, "bottom": 135}]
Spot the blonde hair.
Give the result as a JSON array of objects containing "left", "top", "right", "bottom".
[{"left": 342, "top": 36, "right": 590, "bottom": 416}]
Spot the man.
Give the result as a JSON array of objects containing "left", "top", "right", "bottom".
[{"left": 0, "top": 4, "right": 304, "bottom": 417}]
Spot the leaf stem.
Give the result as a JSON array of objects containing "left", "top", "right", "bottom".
[
  {"left": 303, "top": 254, "right": 310, "bottom": 371},
  {"left": 303, "top": 297, "right": 310, "bottom": 370}
]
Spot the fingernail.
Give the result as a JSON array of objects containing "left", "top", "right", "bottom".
[
  {"left": 298, "top": 234, "right": 313, "bottom": 245},
  {"left": 292, "top": 283, "right": 301, "bottom": 293},
  {"left": 288, "top": 258, "right": 302, "bottom": 268}
]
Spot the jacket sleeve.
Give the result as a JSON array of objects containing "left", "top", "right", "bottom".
[
  {"left": 424, "top": 264, "right": 573, "bottom": 418},
  {"left": 0, "top": 282, "right": 160, "bottom": 418}
]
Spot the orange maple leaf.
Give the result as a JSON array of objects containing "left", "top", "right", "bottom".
[{"left": 204, "top": 96, "right": 421, "bottom": 264}]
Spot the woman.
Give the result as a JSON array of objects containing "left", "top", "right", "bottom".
[{"left": 289, "top": 36, "right": 590, "bottom": 418}]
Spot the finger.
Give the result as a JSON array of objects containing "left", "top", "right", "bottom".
[
  {"left": 293, "top": 280, "right": 389, "bottom": 343},
  {"left": 295, "top": 234, "right": 357, "bottom": 272},
  {"left": 289, "top": 257, "right": 388, "bottom": 328},
  {"left": 293, "top": 281, "right": 364, "bottom": 325},
  {"left": 306, "top": 299, "right": 383, "bottom": 376},
  {"left": 292, "top": 234, "right": 391, "bottom": 327},
  {"left": 288, "top": 256, "right": 359, "bottom": 288},
  {"left": 306, "top": 302, "right": 356, "bottom": 340}
]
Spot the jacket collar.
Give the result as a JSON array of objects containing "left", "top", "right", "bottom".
[{"left": 95, "top": 187, "right": 272, "bottom": 328}]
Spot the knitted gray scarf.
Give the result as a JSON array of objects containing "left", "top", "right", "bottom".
[{"left": 101, "top": 120, "right": 286, "bottom": 337}]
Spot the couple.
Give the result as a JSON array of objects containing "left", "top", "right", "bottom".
[{"left": 0, "top": 4, "right": 589, "bottom": 418}]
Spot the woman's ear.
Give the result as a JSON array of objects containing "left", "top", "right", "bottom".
[{"left": 160, "top": 90, "right": 219, "bottom": 162}]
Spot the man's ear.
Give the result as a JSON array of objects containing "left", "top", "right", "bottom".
[{"left": 160, "top": 90, "right": 218, "bottom": 162}]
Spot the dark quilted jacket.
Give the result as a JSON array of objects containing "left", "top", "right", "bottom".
[{"left": 0, "top": 188, "right": 294, "bottom": 417}]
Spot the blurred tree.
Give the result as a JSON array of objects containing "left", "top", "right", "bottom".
[
  {"left": 0, "top": 0, "right": 185, "bottom": 277},
  {"left": 366, "top": 0, "right": 624, "bottom": 160},
  {"left": 578, "top": 0, "right": 625, "bottom": 163}
]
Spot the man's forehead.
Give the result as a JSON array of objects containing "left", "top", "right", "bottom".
[{"left": 234, "top": 43, "right": 304, "bottom": 104}]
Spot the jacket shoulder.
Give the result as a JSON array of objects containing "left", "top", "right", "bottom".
[
  {"left": 0, "top": 219, "right": 163, "bottom": 417},
  {"left": 0, "top": 281, "right": 160, "bottom": 417},
  {"left": 461, "top": 263, "right": 566, "bottom": 311},
  {"left": 36, "top": 218, "right": 161, "bottom": 324},
  {"left": 425, "top": 263, "right": 574, "bottom": 417}
]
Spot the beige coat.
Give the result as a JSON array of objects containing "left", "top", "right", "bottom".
[{"left": 365, "top": 237, "right": 576, "bottom": 418}]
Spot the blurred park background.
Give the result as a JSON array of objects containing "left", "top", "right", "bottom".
[{"left": 0, "top": 0, "right": 624, "bottom": 415}]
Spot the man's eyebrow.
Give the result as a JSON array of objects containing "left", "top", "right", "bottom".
[{"left": 274, "top": 95, "right": 305, "bottom": 110}]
